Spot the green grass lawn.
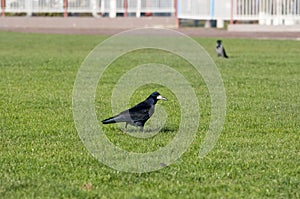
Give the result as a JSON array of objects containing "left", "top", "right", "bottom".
[{"left": 0, "top": 31, "right": 299, "bottom": 198}]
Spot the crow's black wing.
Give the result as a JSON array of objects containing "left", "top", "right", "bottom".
[
  {"left": 222, "top": 47, "right": 228, "bottom": 58},
  {"left": 102, "top": 99, "right": 154, "bottom": 126},
  {"left": 128, "top": 101, "right": 153, "bottom": 122}
]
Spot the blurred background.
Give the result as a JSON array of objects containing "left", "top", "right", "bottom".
[{"left": 1, "top": 0, "right": 300, "bottom": 29}]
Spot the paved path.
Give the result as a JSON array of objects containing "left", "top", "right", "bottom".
[{"left": 0, "top": 17, "right": 299, "bottom": 39}]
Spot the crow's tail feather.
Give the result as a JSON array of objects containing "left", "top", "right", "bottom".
[
  {"left": 223, "top": 48, "right": 229, "bottom": 58},
  {"left": 101, "top": 117, "right": 117, "bottom": 124}
]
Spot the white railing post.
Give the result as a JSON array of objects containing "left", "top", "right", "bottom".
[
  {"left": 101, "top": 0, "right": 105, "bottom": 16},
  {"left": 92, "top": 0, "right": 100, "bottom": 17},
  {"left": 273, "top": 0, "right": 283, "bottom": 25},
  {"left": 110, "top": 0, "right": 117, "bottom": 17},
  {"left": 136, "top": 0, "right": 141, "bottom": 18},
  {"left": 26, "top": 0, "right": 33, "bottom": 16},
  {"left": 259, "top": 0, "right": 265, "bottom": 25},
  {"left": 217, "top": 19, "right": 224, "bottom": 28}
]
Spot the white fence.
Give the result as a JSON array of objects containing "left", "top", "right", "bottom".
[
  {"left": 177, "top": 0, "right": 300, "bottom": 25},
  {"left": 1, "top": 0, "right": 300, "bottom": 25},
  {"left": 177, "top": 0, "right": 212, "bottom": 20},
  {"left": 1, "top": 0, "right": 175, "bottom": 17},
  {"left": 233, "top": 0, "right": 300, "bottom": 25}
]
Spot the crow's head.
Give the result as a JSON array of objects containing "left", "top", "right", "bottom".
[
  {"left": 216, "top": 40, "right": 222, "bottom": 48},
  {"left": 148, "top": 91, "right": 167, "bottom": 104}
]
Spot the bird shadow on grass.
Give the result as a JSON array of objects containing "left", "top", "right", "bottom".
[
  {"left": 102, "top": 124, "right": 177, "bottom": 135},
  {"left": 157, "top": 126, "right": 178, "bottom": 133},
  {"left": 123, "top": 126, "right": 177, "bottom": 134}
]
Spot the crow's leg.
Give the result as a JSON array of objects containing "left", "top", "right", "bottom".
[
  {"left": 122, "top": 123, "right": 128, "bottom": 133},
  {"left": 139, "top": 126, "right": 144, "bottom": 132}
]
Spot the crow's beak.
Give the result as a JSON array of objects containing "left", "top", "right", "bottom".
[{"left": 157, "top": 95, "right": 167, "bottom": 101}]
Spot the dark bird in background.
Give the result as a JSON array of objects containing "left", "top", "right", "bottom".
[
  {"left": 216, "top": 40, "right": 228, "bottom": 58},
  {"left": 102, "top": 91, "right": 167, "bottom": 132}
]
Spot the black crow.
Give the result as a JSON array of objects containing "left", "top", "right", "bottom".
[
  {"left": 216, "top": 40, "right": 228, "bottom": 58},
  {"left": 101, "top": 91, "right": 167, "bottom": 132}
]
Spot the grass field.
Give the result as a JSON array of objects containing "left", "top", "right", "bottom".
[{"left": 0, "top": 31, "right": 299, "bottom": 198}]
